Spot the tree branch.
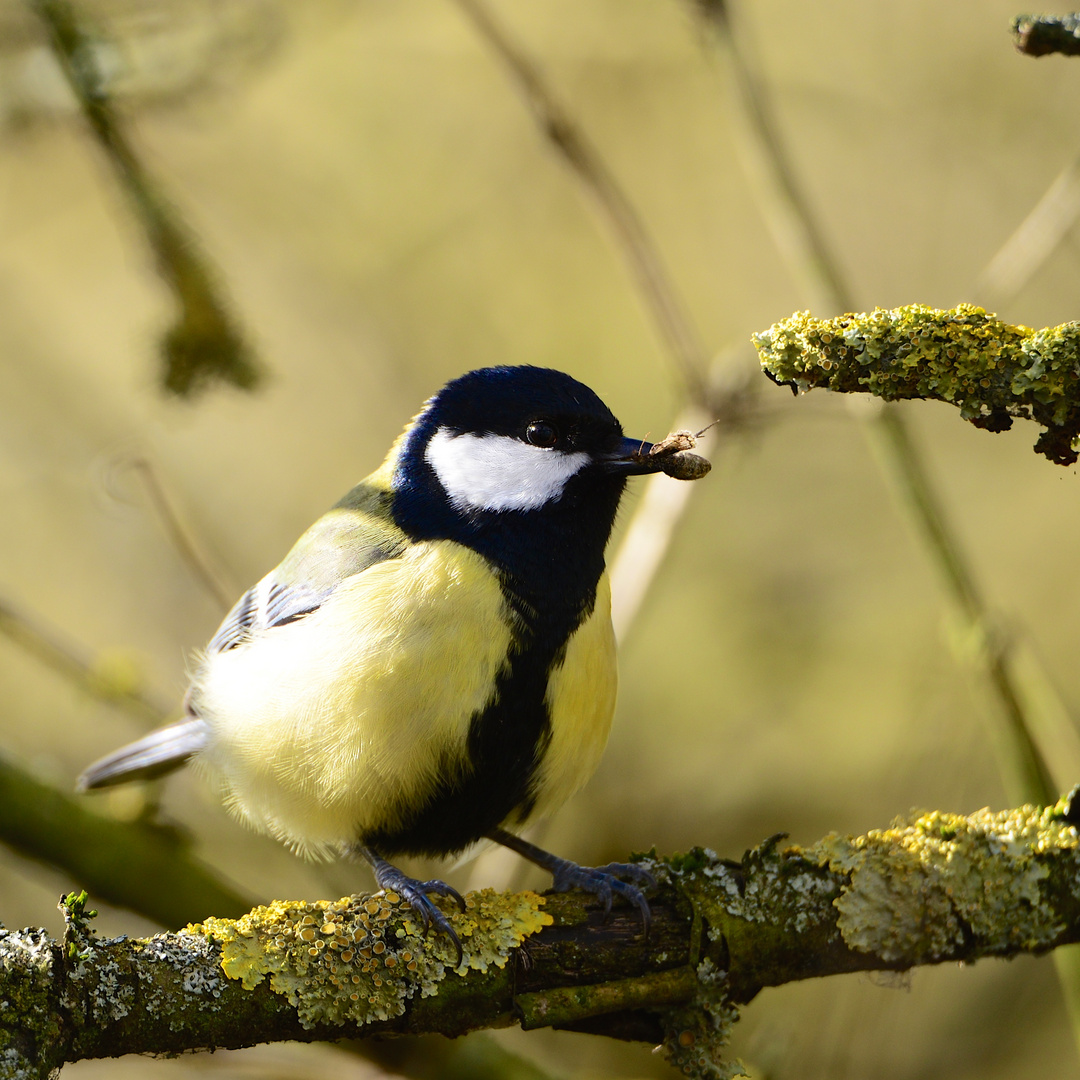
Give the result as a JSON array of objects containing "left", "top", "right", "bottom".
[
  {"left": 0, "top": 750, "right": 252, "bottom": 928},
  {"left": 754, "top": 304, "right": 1080, "bottom": 466},
  {"left": 5, "top": 797, "right": 1080, "bottom": 1078},
  {"left": 449, "top": 0, "right": 711, "bottom": 407},
  {"left": 1013, "top": 14, "right": 1080, "bottom": 57}
]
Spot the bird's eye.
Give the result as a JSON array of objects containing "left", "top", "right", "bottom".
[{"left": 525, "top": 420, "right": 559, "bottom": 448}]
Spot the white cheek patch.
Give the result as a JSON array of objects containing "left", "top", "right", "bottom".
[{"left": 425, "top": 427, "right": 590, "bottom": 512}]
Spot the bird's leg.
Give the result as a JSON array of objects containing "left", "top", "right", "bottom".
[
  {"left": 355, "top": 846, "right": 466, "bottom": 966},
  {"left": 487, "top": 826, "right": 654, "bottom": 936}
]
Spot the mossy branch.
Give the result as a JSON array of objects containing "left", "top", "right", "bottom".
[
  {"left": 5, "top": 797, "right": 1080, "bottom": 1079},
  {"left": 754, "top": 304, "right": 1080, "bottom": 465}
]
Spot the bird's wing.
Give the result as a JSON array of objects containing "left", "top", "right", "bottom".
[
  {"left": 78, "top": 481, "right": 408, "bottom": 791},
  {"left": 206, "top": 580, "right": 327, "bottom": 653},
  {"left": 207, "top": 482, "right": 408, "bottom": 655}
]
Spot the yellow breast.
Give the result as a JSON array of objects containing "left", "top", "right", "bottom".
[{"left": 193, "top": 541, "right": 515, "bottom": 858}]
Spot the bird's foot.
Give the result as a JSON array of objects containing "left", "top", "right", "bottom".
[
  {"left": 486, "top": 827, "right": 655, "bottom": 935},
  {"left": 548, "top": 857, "right": 655, "bottom": 934},
  {"left": 358, "top": 847, "right": 466, "bottom": 967}
]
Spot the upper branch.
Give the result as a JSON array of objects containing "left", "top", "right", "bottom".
[
  {"left": 753, "top": 304, "right": 1080, "bottom": 464},
  {"left": 1013, "top": 15, "right": 1080, "bottom": 57}
]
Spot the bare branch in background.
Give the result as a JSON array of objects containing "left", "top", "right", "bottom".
[
  {"left": 974, "top": 151, "right": 1080, "bottom": 308},
  {"left": 0, "top": 749, "right": 252, "bottom": 925},
  {"left": 450, "top": 0, "right": 711, "bottom": 408},
  {"left": 694, "top": 0, "right": 855, "bottom": 312},
  {"left": 693, "top": 0, "right": 1060, "bottom": 801},
  {"left": 0, "top": 594, "right": 168, "bottom": 725},
  {"left": 29, "top": 0, "right": 261, "bottom": 397},
  {"left": 124, "top": 456, "right": 236, "bottom": 613},
  {"left": 611, "top": 358, "right": 761, "bottom": 638}
]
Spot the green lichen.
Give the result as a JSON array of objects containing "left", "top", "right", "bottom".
[
  {"left": 189, "top": 888, "right": 551, "bottom": 1030},
  {"left": 662, "top": 959, "right": 745, "bottom": 1080},
  {"left": 807, "top": 801, "right": 1080, "bottom": 962},
  {"left": 663, "top": 839, "right": 840, "bottom": 939},
  {"left": 648, "top": 853, "right": 757, "bottom": 1080},
  {"left": 753, "top": 304, "right": 1080, "bottom": 464},
  {"left": 0, "top": 928, "right": 61, "bottom": 1079}
]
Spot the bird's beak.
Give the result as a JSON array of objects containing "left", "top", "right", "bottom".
[{"left": 601, "top": 435, "right": 664, "bottom": 475}]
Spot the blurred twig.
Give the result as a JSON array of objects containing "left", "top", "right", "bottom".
[
  {"left": 695, "top": 0, "right": 853, "bottom": 313},
  {"left": 974, "top": 150, "right": 1080, "bottom": 308},
  {"left": 864, "top": 408, "right": 1055, "bottom": 799},
  {"left": 29, "top": 0, "right": 261, "bottom": 397},
  {"left": 450, "top": 0, "right": 710, "bottom": 407},
  {"left": 611, "top": 410, "right": 715, "bottom": 640},
  {"left": 125, "top": 456, "right": 235, "bottom": 612},
  {"left": 0, "top": 594, "right": 168, "bottom": 725},
  {"left": 0, "top": 748, "right": 252, "bottom": 925},
  {"left": 611, "top": 358, "right": 760, "bottom": 637}
]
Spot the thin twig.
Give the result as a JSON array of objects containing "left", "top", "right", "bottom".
[
  {"left": 865, "top": 407, "right": 1055, "bottom": 801},
  {"left": 126, "top": 456, "right": 235, "bottom": 613},
  {"left": 974, "top": 150, "right": 1080, "bottom": 308},
  {"left": 0, "top": 595, "right": 167, "bottom": 725},
  {"left": 610, "top": 407, "right": 716, "bottom": 640},
  {"left": 699, "top": 0, "right": 854, "bottom": 312},
  {"left": 695, "top": 0, "right": 1056, "bottom": 800},
  {"left": 450, "top": 0, "right": 711, "bottom": 407}
]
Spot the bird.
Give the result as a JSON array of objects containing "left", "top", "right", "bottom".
[{"left": 79, "top": 365, "right": 702, "bottom": 959}]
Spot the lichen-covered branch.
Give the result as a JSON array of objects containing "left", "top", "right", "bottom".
[
  {"left": 754, "top": 304, "right": 1080, "bottom": 465},
  {"left": 1013, "top": 15, "right": 1080, "bottom": 57},
  {"left": 4, "top": 797, "right": 1080, "bottom": 1079}
]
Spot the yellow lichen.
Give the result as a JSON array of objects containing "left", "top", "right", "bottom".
[
  {"left": 752, "top": 304, "right": 1080, "bottom": 464},
  {"left": 187, "top": 888, "right": 551, "bottom": 1029},
  {"left": 807, "top": 802, "right": 1079, "bottom": 961}
]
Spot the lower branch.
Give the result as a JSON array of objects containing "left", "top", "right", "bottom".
[{"left": 4, "top": 797, "right": 1080, "bottom": 1079}]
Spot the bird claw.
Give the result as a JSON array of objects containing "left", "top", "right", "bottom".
[
  {"left": 550, "top": 859, "right": 656, "bottom": 936},
  {"left": 362, "top": 852, "right": 466, "bottom": 967}
]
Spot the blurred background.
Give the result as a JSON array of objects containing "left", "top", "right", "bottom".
[{"left": 2, "top": 0, "right": 1080, "bottom": 1077}]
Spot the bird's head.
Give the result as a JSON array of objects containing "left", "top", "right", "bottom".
[{"left": 391, "top": 366, "right": 662, "bottom": 529}]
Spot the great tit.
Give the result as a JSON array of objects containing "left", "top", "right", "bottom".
[{"left": 80, "top": 365, "right": 695, "bottom": 956}]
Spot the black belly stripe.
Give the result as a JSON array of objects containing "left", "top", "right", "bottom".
[{"left": 361, "top": 579, "right": 595, "bottom": 858}]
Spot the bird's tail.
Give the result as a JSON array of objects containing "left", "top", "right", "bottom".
[{"left": 77, "top": 718, "right": 209, "bottom": 791}]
